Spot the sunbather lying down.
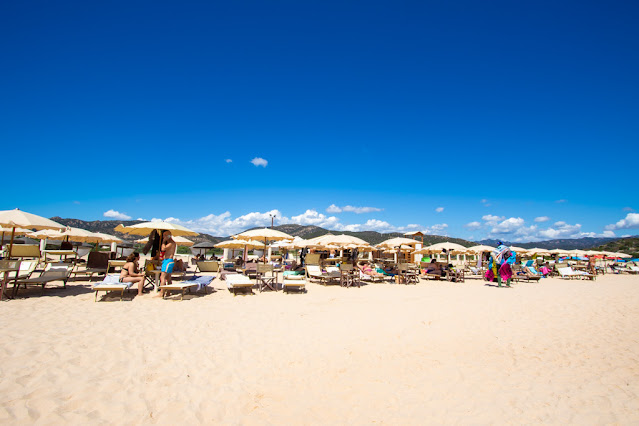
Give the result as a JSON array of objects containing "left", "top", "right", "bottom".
[{"left": 358, "top": 262, "right": 385, "bottom": 277}]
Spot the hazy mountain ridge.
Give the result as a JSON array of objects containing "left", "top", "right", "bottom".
[
  {"left": 51, "top": 217, "right": 636, "bottom": 250},
  {"left": 478, "top": 237, "right": 629, "bottom": 250}
]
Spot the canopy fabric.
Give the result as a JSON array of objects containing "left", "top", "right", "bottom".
[
  {"left": 377, "top": 237, "right": 420, "bottom": 248},
  {"left": 0, "top": 209, "right": 65, "bottom": 231},
  {"left": 232, "top": 228, "right": 293, "bottom": 241},
  {"left": 509, "top": 246, "right": 528, "bottom": 253},
  {"left": 303, "top": 234, "right": 369, "bottom": 247},
  {"left": 215, "top": 239, "right": 266, "bottom": 249},
  {"left": 114, "top": 221, "right": 198, "bottom": 237},
  {"left": 549, "top": 248, "right": 570, "bottom": 255},
  {"left": 136, "top": 235, "right": 194, "bottom": 246},
  {"left": 466, "top": 245, "right": 496, "bottom": 253},
  {"left": 0, "top": 226, "right": 33, "bottom": 235},
  {"left": 270, "top": 237, "right": 307, "bottom": 249},
  {"left": 28, "top": 226, "right": 103, "bottom": 243},
  {"left": 416, "top": 242, "right": 468, "bottom": 254},
  {"left": 525, "top": 247, "right": 551, "bottom": 255},
  {"left": 92, "top": 232, "right": 123, "bottom": 243}
]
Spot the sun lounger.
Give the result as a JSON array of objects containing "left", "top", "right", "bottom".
[
  {"left": 92, "top": 274, "right": 135, "bottom": 301},
  {"left": 13, "top": 262, "right": 73, "bottom": 297},
  {"left": 305, "top": 265, "right": 340, "bottom": 285},
  {"left": 557, "top": 266, "right": 596, "bottom": 280},
  {"left": 71, "top": 251, "right": 109, "bottom": 281},
  {"left": 196, "top": 260, "right": 221, "bottom": 276},
  {"left": 159, "top": 275, "right": 214, "bottom": 300},
  {"left": 225, "top": 273, "right": 254, "bottom": 296},
  {"left": 282, "top": 272, "right": 306, "bottom": 293}
]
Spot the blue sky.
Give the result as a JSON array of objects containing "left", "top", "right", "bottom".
[{"left": 2, "top": 0, "right": 638, "bottom": 241}]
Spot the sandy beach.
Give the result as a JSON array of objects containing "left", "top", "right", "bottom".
[{"left": 1, "top": 273, "right": 638, "bottom": 424}]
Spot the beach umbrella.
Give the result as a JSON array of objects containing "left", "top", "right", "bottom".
[
  {"left": 304, "top": 234, "right": 370, "bottom": 248},
  {"left": 378, "top": 237, "right": 420, "bottom": 249},
  {"left": 0, "top": 209, "right": 65, "bottom": 258},
  {"left": 416, "top": 242, "right": 468, "bottom": 254},
  {"left": 114, "top": 221, "right": 198, "bottom": 237},
  {"left": 136, "top": 235, "right": 194, "bottom": 246},
  {"left": 92, "top": 232, "right": 123, "bottom": 244},
  {"left": 466, "top": 245, "right": 496, "bottom": 253},
  {"left": 233, "top": 228, "right": 294, "bottom": 263},
  {"left": 215, "top": 239, "right": 266, "bottom": 249},
  {"left": 509, "top": 246, "right": 528, "bottom": 253},
  {"left": 615, "top": 252, "right": 632, "bottom": 258},
  {"left": 190, "top": 241, "right": 217, "bottom": 256},
  {"left": 1, "top": 226, "right": 33, "bottom": 247},
  {"left": 526, "top": 247, "right": 551, "bottom": 255}
]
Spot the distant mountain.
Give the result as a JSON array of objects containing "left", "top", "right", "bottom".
[
  {"left": 593, "top": 237, "right": 639, "bottom": 258},
  {"left": 478, "top": 237, "right": 623, "bottom": 250},
  {"left": 270, "top": 225, "right": 474, "bottom": 246}
]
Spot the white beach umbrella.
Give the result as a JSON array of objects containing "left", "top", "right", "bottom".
[
  {"left": 0, "top": 209, "right": 65, "bottom": 258},
  {"left": 92, "top": 232, "right": 123, "bottom": 244},
  {"left": 416, "top": 242, "right": 468, "bottom": 254},
  {"left": 305, "top": 234, "right": 370, "bottom": 248},
  {"left": 378, "top": 237, "right": 420, "bottom": 249},
  {"left": 215, "top": 239, "right": 266, "bottom": 249},
  {"left": 136, "top": 235, "right": 194, "bottom": 247},
  {"left": 115, "top": 221, "right": 198, "bottom": 237},
  {"left": 466, "top": 245, "right": 496, "bottom": 253}
]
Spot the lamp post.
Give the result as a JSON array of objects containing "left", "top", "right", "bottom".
[{"left": 269, "top": 214, "right": 276, "bottom": 229}]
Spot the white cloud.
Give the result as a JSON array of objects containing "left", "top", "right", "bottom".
[
  {"left": 424, "top": 223, "right": 448, "bottom": 235},
  {"left": 465, "top": 221, "right": 482, "bottom": 230},
  {"left": 534, "top": 216, "right": 550, "bottom": 223},
  {"left": 250, "top": 157, "right": 268, "bottom": 167},
  {"left": 490, "top": 217, "right": 526, "bottom": 234},
  {"left": 225, "top": 159, "right": 232, "bottom": 163},
  {"left": 481, "top": 199, "right": 491, "bottom": 207},
  {"left": 162, "top": 210, "right": 288, "bottom": 236},
  {"left": 605, "top": 213, "right": 639, "bottom": 230},
  {"left": 538, "top": 222, "right": 582, "bottom": 239},
  {"left": 290, "top": 210, "right": 341, "bottom": 229},
  {"left": 435, "top": 207, "right": 444, "bottom": 213},
  {"left": 482, "top": 215, "right": 505, "bottom": 226},
  {"left": 136, "top": 217, "right": 147, "bottom": 221},
  {"left": 555, "top": 199, "right": 567, "bottom": 203},
  {"left": 103, "top": 210, "right": 131, "bottom": 220},
  {"left": 622, "top": 207, "right": 634, "bottom": 212},
  {"left": 326, "top": 205, "right": 383, "bottom": 214}
]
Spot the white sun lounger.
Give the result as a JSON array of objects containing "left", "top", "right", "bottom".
[
  {"left": 282, "top": 273, "right": 306, "bottom": 293},
  {"left": 225, "top": 273, "right": 254, "bottom": 296},
  {"left": 159, "top": 275, "right": 214, "bottom": 300},
  {"left": 92, "top": 274, "right": 134, "bottom": 302}
]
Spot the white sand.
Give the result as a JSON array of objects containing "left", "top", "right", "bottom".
[{"left": 1, "top": 274, "right": 638, "bottom": 424}]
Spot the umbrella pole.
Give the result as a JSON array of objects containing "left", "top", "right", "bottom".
[
  {"left": 264, "top": 237, "right": 267, "bottom": 264},
  {"left": 8, "top": 227, "right": 16, "bottom": 259}
]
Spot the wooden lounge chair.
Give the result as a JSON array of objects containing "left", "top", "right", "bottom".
[
  {"left": 159, "top": 275, "right": 214, "bottom": 300},
  {"left": 196, "top": 260, "right": 221, "bottom": 276},
  {"left": 0, "top": 259, "right": 22, "bottom": 300},
  {"left": 92, "top": 274, "right": 136, "bottom": 301},
  {"left": 13, "top": 262, "right": 73, "bottom": 297},
  {"left": 71, "top": 251, "right": 109, "bottom": 281},
  {"left": 225, "top": 273, "right": 254, "bottom": 296}
]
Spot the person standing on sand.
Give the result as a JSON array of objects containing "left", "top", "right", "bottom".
[{"left": 158, "top": 231, "right": 176, "bottom": 296}]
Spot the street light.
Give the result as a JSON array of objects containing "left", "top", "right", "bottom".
[{"left": 269, "top": 214, "right": 276, "bottom": 229}]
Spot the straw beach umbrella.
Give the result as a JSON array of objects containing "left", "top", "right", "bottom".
[
  {"left": 136, "top": 235, "right": 194, "bottom": 246},
  {"left": 115, "top": 221, "right": 198, "bottom": 237},
  {"left": 0, "top": 209, "right": 65, "bottom": 258},
  {"left": 305, "top": 234, "right": 370, "bottom": 248},
  {"left": 233, "top": 228, "right": 294, "bottom": 263}
]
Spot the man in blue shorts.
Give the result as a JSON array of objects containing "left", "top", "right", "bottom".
[{"left": 159, "top": 231, "right": 176, "bottom": 296}]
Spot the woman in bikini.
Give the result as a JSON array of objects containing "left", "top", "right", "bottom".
[{"left": 120, "top": 252, "right": 146, "bottom": 296}]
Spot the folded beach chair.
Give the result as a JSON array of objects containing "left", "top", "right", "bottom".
[
  {"left": 225, "top": 273, "right": 254, "bottom": 296},
  {"left": 159, "top": 275, "right": 214, "bottom": 300},
  {"left": 13, "top": 262, "right": 73, "bottom": 297},
  {"left": 398, "top": 263, "right": 419, "bottom": 285},
  {"left": 92, "top": 274, "right": 135, "bottom": 301},
  {"left": 282, "top": 271, "right": 306, "bottom": 293}
]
